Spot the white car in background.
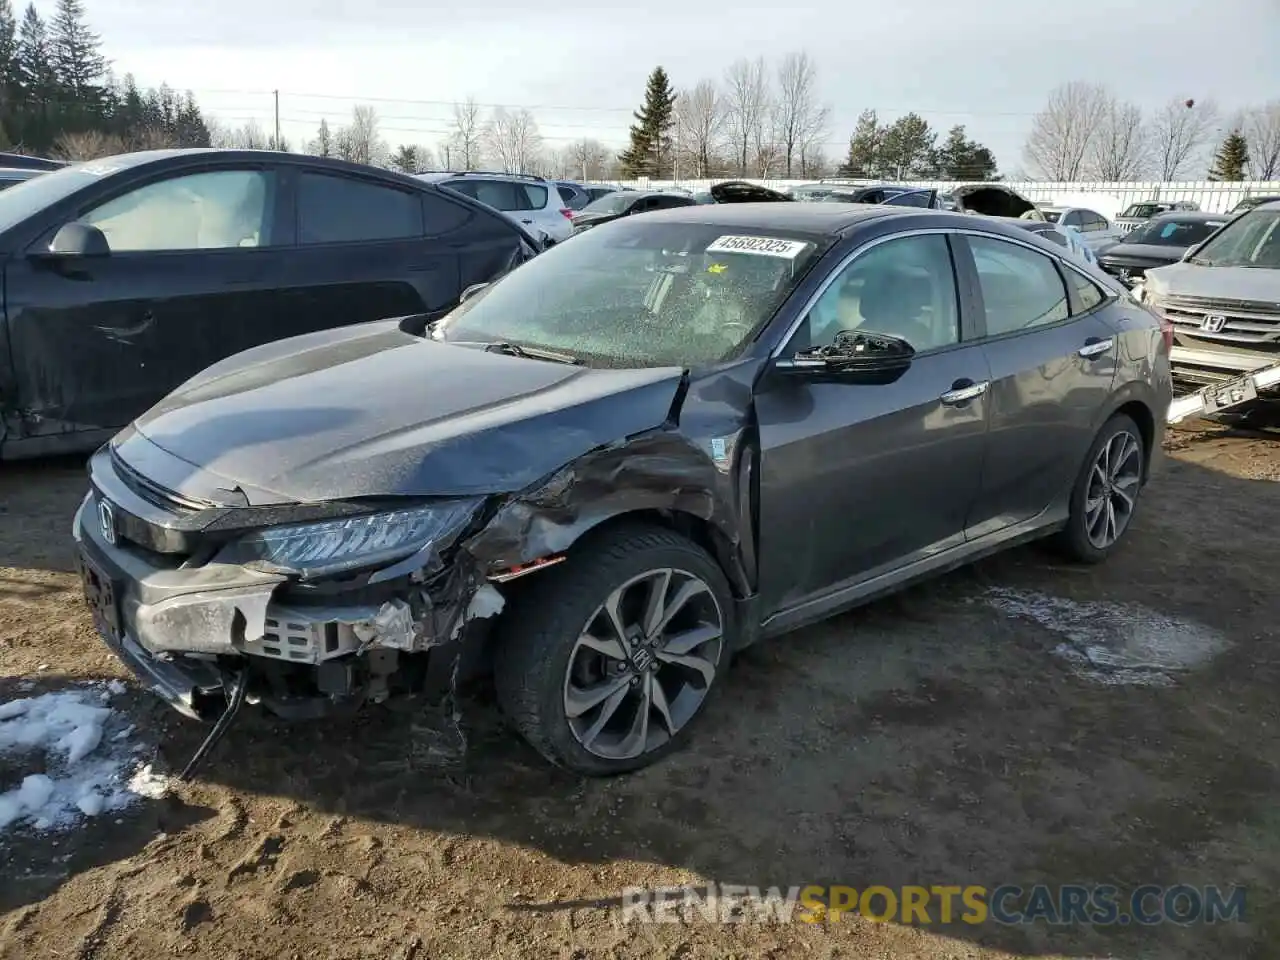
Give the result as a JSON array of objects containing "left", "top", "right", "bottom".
[
  {"left": 418, "top": 171, "right": 575, "bottom": 245},
  {"left": 1035, "top": 205, "right": 1120, "bottom": 251}
]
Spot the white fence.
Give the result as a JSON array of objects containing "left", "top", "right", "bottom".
[{"left": 614, "top": 179, "right": 1280, "bottom": 216}]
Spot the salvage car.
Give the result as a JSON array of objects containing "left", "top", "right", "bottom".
[
  {"left": 569, "top": 189, "right": 695, "bottom": 232},
  {"left": 1098, "top": 211, "right": 1228, "bottom": 287},
  {"left": 75, "top": 202, "right": 1172, "bottom": 777},
  {"left": 1140, "top": 200, "right": 1280, "bottom": 388},
  {"left": 1113, "top": 200, "right": 1200, "bottom": 236},
  {"left": 0, "top": 150, "right": 541, "bottom": 459}
]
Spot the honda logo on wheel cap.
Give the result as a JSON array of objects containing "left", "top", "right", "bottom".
[
  {"left": 1200, "top": 314, "right": 1227, "bottom": 333},
  {"left": 98, "top": 499, "right": 116, "bottom": 545}
]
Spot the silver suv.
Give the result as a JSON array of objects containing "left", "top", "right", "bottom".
[{"left": 418, "top": 171, "right": 574, "bottom": 245}]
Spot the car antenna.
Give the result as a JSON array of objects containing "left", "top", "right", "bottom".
[{"left": 176, "top": 667, "right": 249, "bottom": 781}]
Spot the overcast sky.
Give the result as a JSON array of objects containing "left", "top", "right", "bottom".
[{"left": 31, "top": 0, "right": 1280, "bottom": 174}]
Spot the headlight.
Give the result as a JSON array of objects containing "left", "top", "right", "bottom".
[{"left": 221, "top": 501, "right": 481, "bottom": 579}]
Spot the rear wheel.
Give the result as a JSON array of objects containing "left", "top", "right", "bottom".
[
  {"left": 494, "top": 525, "right": 732, "bottom": 775},
  {"left": 1055, "top": 413, "right": 1145, "bottom": 563}
]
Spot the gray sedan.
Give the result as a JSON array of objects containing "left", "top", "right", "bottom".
[{"left": 76, "top": 203, "right": 1172, "bottom": 777}]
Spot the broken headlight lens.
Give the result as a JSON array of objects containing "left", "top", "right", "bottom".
[{"left": 223, "top": 501, "right": 480, "bottom": 579}]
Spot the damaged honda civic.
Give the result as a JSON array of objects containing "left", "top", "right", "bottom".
[{"left": 74, "top": 202, "right": 1172, "bottom": 776}]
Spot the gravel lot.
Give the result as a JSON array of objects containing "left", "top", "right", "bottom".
[{"left": 1, "top": 416, "right": 1278, "bottom": 960}]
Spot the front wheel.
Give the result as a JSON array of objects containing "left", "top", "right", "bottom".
[
  {"left": 1055, "top": 413, "right": 1146, "bottom": 563},
  {"left": 494, "top": 525, "right": 733, "bottom": 775}
]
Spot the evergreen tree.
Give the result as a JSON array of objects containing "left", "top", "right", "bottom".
[
  {"left": 878, "top": 112, "right": 936, "bottom": 179},
  {"left": 14, "top": 3, "right": 54, "bottom": 147},
  {"left": 391, "top": 143, "right": 419, "bottom": 172},
  {"left": 1208, "top": 130, "right": 1249, "bottom": 181},
  {"left": 839, "top": 109, "right": 883, "bottom": 177},
  {"left": 618, "top": 66, "right": 677, "bottom": 178},
  {"left": 0, "top": 0, "right": 17, "bottom": 110},
  {"left": 932, "top": 124, "right": 998, "bottom": 181},
  {"left": 50, "top": 0, "right": 106, "bottom": 121},
  {"left": 175, "top": 92, "right": 210, "bottom": 147}
]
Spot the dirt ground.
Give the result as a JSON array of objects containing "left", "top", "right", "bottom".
[{"left": 1, "top": 416, "right": 1278, "bottom": 960}]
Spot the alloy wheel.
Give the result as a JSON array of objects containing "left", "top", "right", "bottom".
[
  {"left": 1084, "top": 429, "right": 1142, "bottom": 549},
  {"left": 562, "top": 567, "right": 724, "bottom": 761}
]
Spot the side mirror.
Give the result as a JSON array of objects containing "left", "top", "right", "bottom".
[
  {"left": 46, "top": 222, "right": 110, "bottom": 258},
  {"left": 458, "top": 282, "right": 489, "bottom": 304},
  {"left": 773, "top": 330, "right": 915, "bottom": 385}
]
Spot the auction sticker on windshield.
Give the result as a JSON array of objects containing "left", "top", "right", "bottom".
[{"left": 706, "top": 235, "right": 809, "bottom": 259}]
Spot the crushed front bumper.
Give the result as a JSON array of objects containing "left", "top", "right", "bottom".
[{"left": 73, "top": 489, "right": 496, "bottom": 723}]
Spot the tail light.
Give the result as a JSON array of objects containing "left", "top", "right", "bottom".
[{"left": 560, "top": 208, "right": 574, "bottom": 220}]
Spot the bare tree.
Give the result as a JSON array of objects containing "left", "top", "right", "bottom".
[
  {"left": 52, "top": 129, "right": 125, "bottom": 160},
  {"left": 773, "top": 52, "right": 830, "bottom": 178},
  {"left": 1149, "top": 97, "right": 1220, "bottom": 180},
  {"left": 212, "top": 119, "right": 269, "bottom": 150},
  {"left": 673, "top": 80, "right": 724, "bottom": 178},
  {"left": 1023, "top": 82, "right": 1110, "bottom": 180},
  {"left": 1086, "top": 97, "right": 1148, "bottom": 180},
  {"left": 1244, "top": 100, "right": 1280, "bottom": 180},
  {"left": 449, "top": 97, "right": 483, "bottom": 170},
  {"left": 723, "top": 56, "right": 771, "bottom": 176},
  {"left": 335, "top": 105, "right": 388, "bottom": 167},
  {"left": 568, "top": 137, "right": 609, "bottom": 180},
  {"left": 483, "top": 107, "right": 542, "bottom": 173}
]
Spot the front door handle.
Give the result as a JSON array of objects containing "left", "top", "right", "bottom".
[
  {"left": 939, "top": 379, "right": 989, "bottom": 405},
  {"left": 1078, "top": 337, "right": 1114, "bottom": 358}
]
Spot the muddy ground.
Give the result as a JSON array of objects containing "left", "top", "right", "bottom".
[{"left": 1, "top": 416, "right": 1278, "bottom": 960}]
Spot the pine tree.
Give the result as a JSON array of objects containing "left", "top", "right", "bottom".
[
  {"left": 933, "top": 124, "right": 998, "bottom": 181},
  {"left": 391, "top": 144, "right": 418, "bottom": 172},
  {"left": 618, "top": 66, "right": 677, "bottom": 178},
  {"left": 1208, "top": 130, "right": 1249, "bottom": 181},
  {"left": 0, "top": 0, "right": 18, "bottom": 112},
  {"left": 49, "top": 0, "right": 106, "bottom": 115},
  {"left": 14, "top": 3, "right": 54, "bottom": 147},
  {"left": 839, "top": 109, "right": 883, "bottom": 177}
]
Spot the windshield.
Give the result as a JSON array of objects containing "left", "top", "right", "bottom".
[
  {"left": 1186, "top": 209, "right": 1280, "bottom": 268},
  {"left": 435, "top": 220, "right": 827, "bottom": 367},
  {"left": 0, "top": 162, "right": 104, "bottom": 235},
  {"left": 1127, "top": 217, "right": 1226, "bottom": 247},
  {"left": 580, "top": 192, "right": 636, "bottom": 215}
]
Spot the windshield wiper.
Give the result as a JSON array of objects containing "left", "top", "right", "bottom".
[{"left": 484, "top": 341, "right": 582, "bottom": 365}]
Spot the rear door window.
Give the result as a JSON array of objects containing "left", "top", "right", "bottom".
[
  {"left": 445, "top": 179, "right": 533, "bottom": 212},
  {"left": 298, "top": 172, "right": 424, "bottom": 244},
  {"left": 969, "top": 235, "right": 1070, "bottom": 336}
]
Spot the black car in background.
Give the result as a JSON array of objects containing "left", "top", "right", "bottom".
[
  {"left": 0, "top": 149, "right": 540, "bottom": 459},
  {"left": 569, "top": 189, "right": 695, "bottom": 232},
  {"left": 822, "top": 183, "right": 940, "bottom": 208},
  {"left": 1227, "top": 194, "right": 1280, "bottom": 216},
  {"left": 1097, "top": 211, "right": 1229, "bottom": 287}
]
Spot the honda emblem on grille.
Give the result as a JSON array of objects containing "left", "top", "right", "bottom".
[
  {"left": 98, "top": 499, "right": 116, "bottom": 545},
  {"left": 1200, "top": 314, "right": 1227, "bottom": 333}
]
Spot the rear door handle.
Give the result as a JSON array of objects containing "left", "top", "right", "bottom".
[
  {"left": 939, "top": 379, "right": 989, "bottom": 405},
  {"left": 519, "top": 218, "right": 534, "bottom": 225},
  {"left": 1078, "top": 337, "right": 1114, "bottom": 358}
]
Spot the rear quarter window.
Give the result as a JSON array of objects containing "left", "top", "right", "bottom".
[{"left": 521, "top": 184, "right": 549, "bottom": 208}]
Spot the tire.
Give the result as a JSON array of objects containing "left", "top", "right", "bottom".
[
  {"left": 1054, "top": 413, "right": 1146, "bottom": 564},
  {"left": 493, "top": 523, "right": 734, "bottom": 776}
]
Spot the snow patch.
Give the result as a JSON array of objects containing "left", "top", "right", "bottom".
[
  {"left": 0, "top": 685, "right": 170, "bottom": 833},
  {"left": 984, "top": 588, "right": 1228, "bottom": 687}
]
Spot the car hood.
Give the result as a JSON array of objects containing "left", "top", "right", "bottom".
[
  {"left": 126, "top": 320, "right": 687, "bottom": 504},
  {"left": 1099, "top": 243, "right": 1185, "bottom": 263},
  {"left": 1144, "top": 262, "right": 1280, "bottom": 301},
  {"left": 709, "top": 181, "right": 792, "bottom": 203},
  {"left": 950, "top": 183, "right": 1037, "bottom": 218}
]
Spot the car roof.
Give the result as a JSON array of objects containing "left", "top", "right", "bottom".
[
  {"left": 627, "top": 201, "right": 919, "bottom": 236},
  {"left": 1145, "top": 210, "right": 1231, "bottom": 222},
  {"left": 1257, "top": 199, "right": 1280, "bottom": 211},
  {"left": 64, "top": 149, "right": 446, "bottom": 188}
]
